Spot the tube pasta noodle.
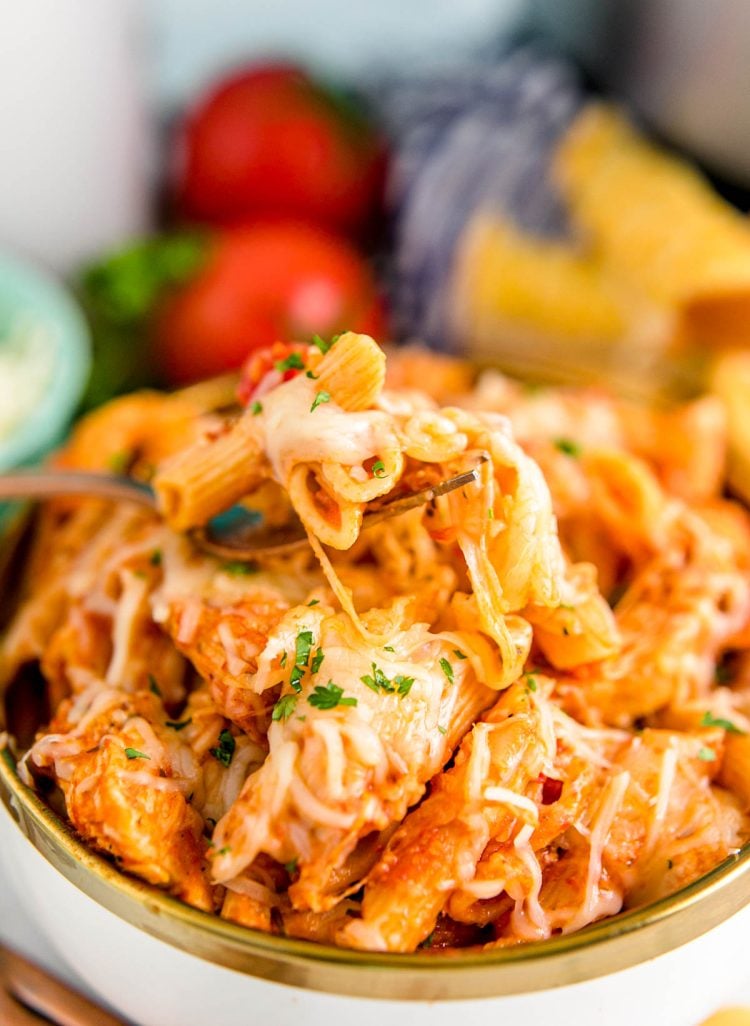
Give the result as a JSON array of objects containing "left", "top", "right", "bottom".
[
  {"left": 555, "top": 104, "right": 750, "bottom": 348},
  {"left": 3, "top": 339, "right": 750, "bottom": 954}
]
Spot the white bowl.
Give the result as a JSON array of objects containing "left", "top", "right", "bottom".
[{"left": 1, "top": 749, "right": 749, "bottom": 1026}]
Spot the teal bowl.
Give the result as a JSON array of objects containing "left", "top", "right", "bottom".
[{"left": 0, "top": 251, "right": 90, "bottom": 473}]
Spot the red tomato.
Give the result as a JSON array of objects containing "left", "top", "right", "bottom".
[
  {"left": 152, "top": 221, "right": 387, "bottom": 384},
  {"left": 173, "top": 62, "right": 386, "bottom": 237}
]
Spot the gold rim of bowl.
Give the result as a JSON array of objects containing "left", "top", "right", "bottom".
[{"left": 1, "top": 747, "right": 749, "bottom": 1001}]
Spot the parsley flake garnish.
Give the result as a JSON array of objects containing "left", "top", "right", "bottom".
[
  {"left": 221, "top": 560, "right": 259, "bottom": 576},
  {"left": 311, "top": 649, "right": 325, "bottom": 675},
  {"left": 166, "top": 718, "right": 192, "bottom": 731},
  {"left": 487, "top": 507, "right": 494, "bottom": 520},
  {"left": 308, "top": 598, "right": 320, "bottom": 606},
  {"left": 305, "top": 370, "right": 319, "bottom": 380},
  {"left": 371, "top": 459, "right": 386, "bottom": 478},
  {"left": 149, "top": 550, "right": 162, "bottom": 566},
  {"left": 437, "top": 725, "right": 447, "bottom": 735},
  {"left": 698, "top": 746, "right": 717, "bottom": 762},
  {"left": 279, "top": 651, "right": 288, "bottom": 668},
  {"left": 217, "top": 846, "right": 232, "bottom": 856},
  {"left": 453, "top": 649, "right": 467, "bottom": 660},
  {"left": 250, "top": 400, "right": 263, "bottom": 415},
  {"left": 290, "top": 630, "right": 314, "bottom": 691},
  {"left": 210, "top": 729, "right": 236, "bottom": 767},
  {"left": 554, "top": 437, "right": 582, "bottom": 458},
  {"left": 525, "top": 674, "right": 538, "bottom": 692},
  {"left": 311, "top": 334, "right": 331, "bottom": 354},
  {"left": 285, "top": 857, "right": 299, "bottom": 875},
  {"left": 700, "top": 711, "right": 745, "bottom": 734},
  {"left": 308, "top": 681, "right": 358, "bottom": 710},
  {"left": 439, "top": 657, "right": 454, "bottom": 684},
  {"left": 272, "top": 694, "right": 299, "bottom": 721},
  {"left": 148, "top": 674, "right": 162, "bottom": 698},
  {"left": 124, "top": 747, "right": 150, "bottom": 760},
  {"left": 396, "top": 674, "right": 415, "bottom": 696},
  {"left": 361, "top": 662, "right": 414, "bottom": 698},
  {"left": 310, "top": 390, "right": 331, "bottom": 413},
  {"left": 384, "top": 645, "right": 395, "bottom": 653},
  {"left": 275, "top": 352, "right": 305, "bottom": 372}
]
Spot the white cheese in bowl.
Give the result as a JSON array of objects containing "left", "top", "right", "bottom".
[{"left": 0, "top": 316, "right": 55, "bottom": 441}]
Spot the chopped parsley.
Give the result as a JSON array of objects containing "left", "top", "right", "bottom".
[
  {"left": 396, "top": 675, "right": 415, "bottom": 697},
  {"left": 310, "top": 390, "right": 331, "bottom": 413},
  {"left": 272, "top": 694, "right": 299, "bottom": 721},
  {"left": 217, "top": 846, "right": 231, "bottom": 856},
  {"left": 311, "top": 649, "right": 325, "bottom": 675},
  {"left": 210, "top": 729, "right": 236, "bottom": 767},
  {"left": 453, "top": 649, "right": 467, "bottom": 660},
  {"left": 279, "top": 651, "right": 288, "bottom": 668},
  {"left": 311, "top": 334, "right": 331, "bottom": 354},
  {"left": 305, "top": 370, "right": 319, "bottom": 380},
  {"left": 275, "top": 352, "right": 305, "bottom": 372},
  {"left": 700, "top": 711, "right": 745, "bottom": 735},
  {"left": 250, "top": 400, "right": 263, "bottom": 415},
  {"left": 307, "top": 598, "right": 320, "bottom": 606},
  {"left": 166, "top": 718, "right": 192, "bottom": 731},
  {"left": 437, "top": 725, "right": 447, "bottom": 735},
  {"left": 290, "top": 629, "right": 315, "bottom": 692},
  {"left": 149, "top": 550, "right": 162, "bottom": 566},
  {"left": 148, "top": 674, "right": 162, "bottom": 698},
  {"left": 487, "top": 507, "right": 494, "bottom": 520},
  {"left": 361, "top": 662, "right": 416, "bottom": 698},
  {"left": 221, "top": 560, "right": 259, "bottom": 576},
  {"left": 439, "top": 657, "right": 454, "bottom": 684},
  {"left": 525, "top": 674, "right": 538, "bottom": 692},
  {"left": 124, "top": 747, "right": 150, "bottom": 760},
  {"left": 554, "top": 437, "right": 581, "bottom": 458},
  {"left": 285, "top": 857, "right": 299, "bottom": 875},
  {"left": 384, "top": 645, "right": 395, "bottom": 653},
  {"left": 308, "top": 681, "right": 358, "bottom": 710},
  {"left": 697, "top": 746, "right": 717, "bottom": 762},
  {"left": 371, "top": 459, "right": 386, "bottom": 478}
]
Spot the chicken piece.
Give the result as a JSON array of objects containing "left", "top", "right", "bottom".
[
  {"left": 26, "top": 684, "right": 213, "bottom": 910},
  {"left": 563, "top": 512, "right": 750, "bottom": 724},
  {"left": 339, "top": 680, "right": 555, "bottom": 952},
  {"left": 210, "top": 610, "right": 495, "bottom": 913}
]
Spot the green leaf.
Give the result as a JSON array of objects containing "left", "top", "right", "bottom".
[
  {"left": 554, "top": 437, "right": 582, "bottom": 458},
  {"left": 209, "top": 729, "right": 236, "bottom": 767},
  {"left": 124, "top": 747, "right": 150, "bottom": 760},
  {"left": 308, "top": 681, "right": 357, "bottom": 710},
  {"left": 439, "top": 657, "right": 454, "bottom": 684},
  {"left": 700, "top": 711, "right": 745, "bottom": 734},
  {"left": 697, "top": 746, "right": 717, "bottom": 762},
  {"left": 250, "top": 400, "right": 263, "bottom": 415},
  {"left": 275, "top": 352, "right": 305, "bottom": 372},
  {"left": 310, "top": 390, "right": 331, "bottom": 413},
  {"left": 272, "top": 694, "right": 299, "bottom": 721}
]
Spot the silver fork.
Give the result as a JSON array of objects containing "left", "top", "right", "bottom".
[{"left": 0, "top": 461, "right": 485, "bottom": 560}]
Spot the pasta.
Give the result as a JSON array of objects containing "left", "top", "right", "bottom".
[{"left": 2, "top": 335, "right": 750, "bottom": 954}]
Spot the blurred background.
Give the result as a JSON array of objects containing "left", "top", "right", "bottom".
[{"left": 2, "top": 0, "right": 750, "bottom": 470}]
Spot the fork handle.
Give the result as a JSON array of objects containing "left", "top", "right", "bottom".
[
  {"left": 0, "top": 471, "right": 155, "bottom": 508},
  {"left": 0, "top": 945, "right": 127, "bottom": 1026}
]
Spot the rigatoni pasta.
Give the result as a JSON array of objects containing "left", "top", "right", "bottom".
[{"left": 2, "top": 336, "right": 750, "bottom": 954}]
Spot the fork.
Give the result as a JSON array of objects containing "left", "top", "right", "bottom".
[
  {"left": 0, "top": 461, "right": 485, "bottom": 560},
  {"left": 0, "top": 944, "right": 126, "bottom": 1025}
]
